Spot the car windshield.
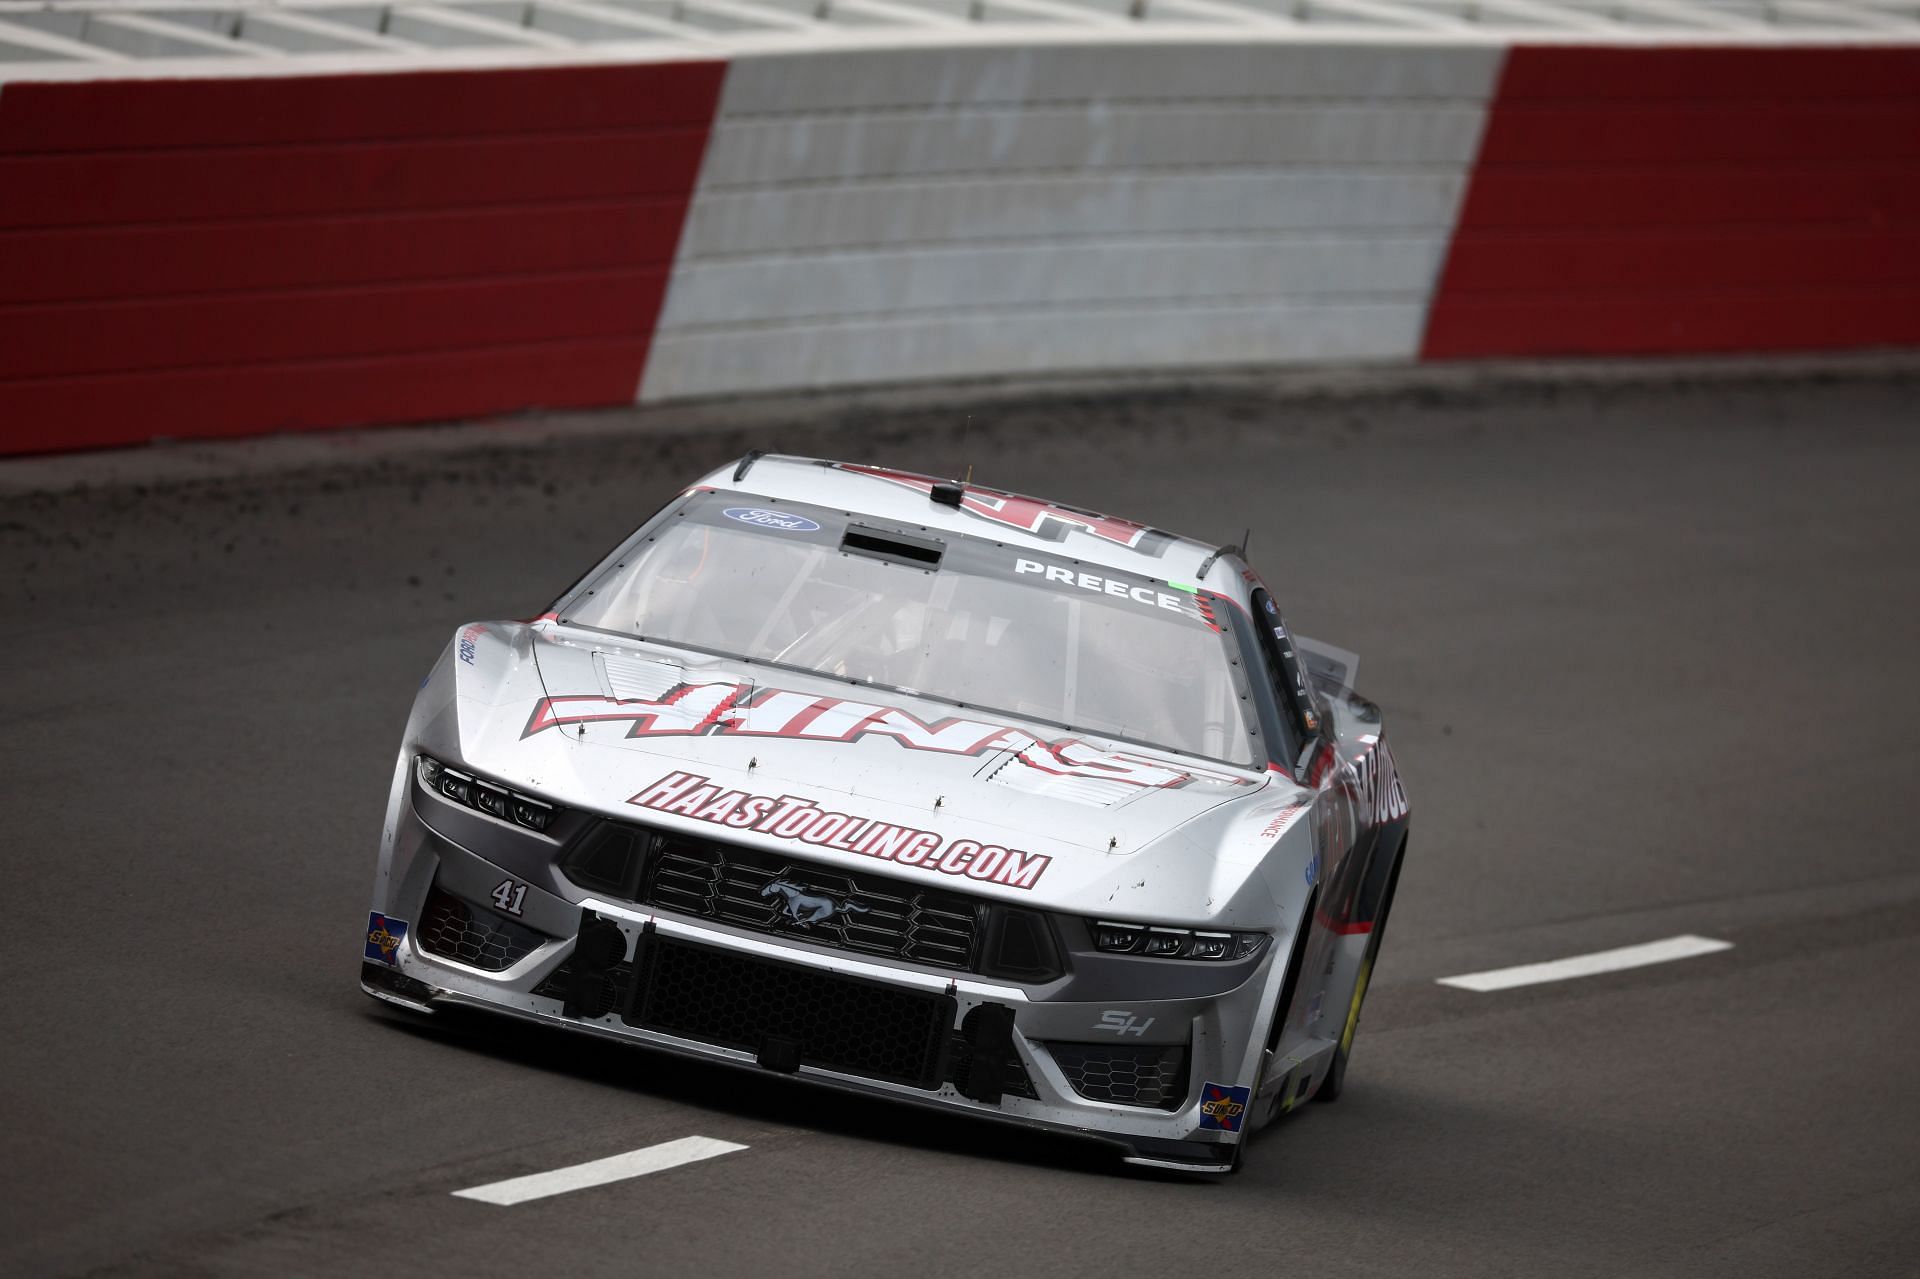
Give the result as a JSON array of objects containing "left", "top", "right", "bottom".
[{"left": 565, "top": 494, "right": 1259, "bottom": 767}]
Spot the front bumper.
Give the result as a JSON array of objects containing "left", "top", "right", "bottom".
[{"left": 365, "top": 793, "right": 1272, "bottom": 1173}]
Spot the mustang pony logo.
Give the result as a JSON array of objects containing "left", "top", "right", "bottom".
[{"left": 761, "top": 879, "right": 870, "bottom": 927}]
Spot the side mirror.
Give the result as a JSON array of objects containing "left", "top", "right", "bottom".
[{"left": 1295, "top": 635, "right": 1359, "bottom": 698}]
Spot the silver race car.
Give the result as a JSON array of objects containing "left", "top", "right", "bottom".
[{"left": 361, "top": 455, "right": 1409, "bottom": 1173}]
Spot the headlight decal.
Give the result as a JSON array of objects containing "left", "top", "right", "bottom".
[
  {"left": 1093, "top": 919, "right": 1267, "bottom": 961},
  {"left": 417, "top": 755, "right": 557, "bottom": 832}
]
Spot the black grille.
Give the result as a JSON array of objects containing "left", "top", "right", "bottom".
[
  {"left": 634, "top": 831, "right": 981, "bottom": 971},
  {"left": 622, "top": 936, "right": 954, "bottom": 1089},
  {"left": 1045, "top": 1042, "right": 1190, "bottom": 1110},
  {"left": 417, "top": 886, "right": 545, "bottom": 971}
]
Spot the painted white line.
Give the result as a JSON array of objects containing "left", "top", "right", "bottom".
[
  {"left": 452, "top": 1136, "right": 748, "bottom": 1206},
  {"left": 1436, "top": 934, "right": 1733, "bottom": 993}
]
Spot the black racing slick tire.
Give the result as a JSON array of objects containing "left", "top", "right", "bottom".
[{"left": 1315, "top": 835, "right": 1405, "bottom": 1104}]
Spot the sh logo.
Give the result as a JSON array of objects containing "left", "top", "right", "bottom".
[{"left": 1095, "top": 1010, "right": 1155, "bottom": 1037}]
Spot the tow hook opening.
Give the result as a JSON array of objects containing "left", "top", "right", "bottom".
[
  {"left": 564, "top": 910, "right": 630, "bottom": 1019},
  {"left": 959, "top": 1002, "right": 1016, "bottom": 1103}
]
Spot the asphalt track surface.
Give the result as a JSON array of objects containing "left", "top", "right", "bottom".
[{"left": 4, "top": 364, "right": 1918, "bottom": 1278}]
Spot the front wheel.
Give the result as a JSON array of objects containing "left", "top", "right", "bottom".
[{"left": 1315, "top": 836, "right": 1405, "bottom": 1103}]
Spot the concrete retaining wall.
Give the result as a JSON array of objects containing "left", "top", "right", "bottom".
[
  {"left": 0, "top": 7, "right": 1915, "bottom": 455},
  {"left": 639, "top": 43, "right": 1500, "bottom": 398},
  {"left": 0, "top": 62, "right": 723, "bottom": 451},
  {"left": 1425, "top": 46, "right": 1920, "bottom": 358}
]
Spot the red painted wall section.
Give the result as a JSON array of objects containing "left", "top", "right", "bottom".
[
  {"left": 1423, "top": 47, "right": 1920, "bottom": 359},
  {"left": 0, "top": 61, "right": 725, "bottom": 455}
]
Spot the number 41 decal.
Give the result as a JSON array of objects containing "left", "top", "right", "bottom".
[{"left": 491, "top": 879, "right": 528, "bottom": 916}]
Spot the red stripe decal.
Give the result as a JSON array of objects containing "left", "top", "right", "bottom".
[
  {"left": 0, "top": 61, "right": 725, "bottom": 456},
  {"left": 1423, "top": 46, "right": 1920, "bottom": 360},
  {"left": 1315, "top": 910, "right": 1375, "bottom": 937}
]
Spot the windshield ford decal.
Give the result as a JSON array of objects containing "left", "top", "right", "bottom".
[{"left": 723, "top": 507, "right": 820, "bottom": 532}]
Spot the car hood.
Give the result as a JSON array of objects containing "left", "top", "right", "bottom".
[
  {"left": 515, "top": 626, "right": 1265, "bottom": 857},
  {"left": 422, "top": 621, "right": 1311, "bottom": 921}
]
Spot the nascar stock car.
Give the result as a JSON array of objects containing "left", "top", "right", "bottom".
[{"left": 361, "top": 455, "right": 1409, "bottom": 1173}]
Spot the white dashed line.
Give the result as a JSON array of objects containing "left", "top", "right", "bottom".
[
  {"left": 452, "top": 1136, "right": 748, "bottom": 1205},
  {"left": 1436, "top": 934, "right": 1734, "bottom": 993}
]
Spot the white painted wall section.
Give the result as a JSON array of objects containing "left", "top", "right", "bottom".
[{"left": 640, "top": 41, "right": 1503, "bottom": 399}]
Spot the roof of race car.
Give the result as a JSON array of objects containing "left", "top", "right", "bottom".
[{"left": 693, "top": 454, "right": 1232, "bottom": 586}]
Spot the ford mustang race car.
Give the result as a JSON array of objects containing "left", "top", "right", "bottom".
[{"left": 361, "top": 455, "right": 1409, "bottom": 1173}]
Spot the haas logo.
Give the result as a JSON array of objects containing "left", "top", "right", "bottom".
[{"left": 761, "top": 879, "right": 870, "bottom": 927}]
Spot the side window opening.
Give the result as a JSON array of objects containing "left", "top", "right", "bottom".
[{"left": 1248, "top": 588, "right": 1324, "bottom": 761}]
